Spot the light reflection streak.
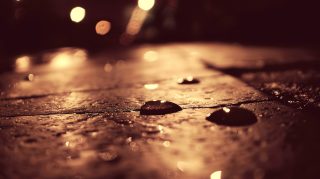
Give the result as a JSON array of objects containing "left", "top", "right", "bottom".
[
  {"left": 126, "top": 7, "right": 147, "bottom": 36},
  {"left": 121, "top": 0, "right": 155, "bottom": 45}
]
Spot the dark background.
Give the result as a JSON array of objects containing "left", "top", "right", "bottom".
[{"left": 1, "top": 0, "right": 320, "bottom": 57}]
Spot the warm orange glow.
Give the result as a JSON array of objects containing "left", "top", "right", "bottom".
[
  {"left": 144, "top": 83, "right": 159, "bottom": 90},
  {"left": 70, "top": 7, "right": 86, "bottom": 23},
  {"left": 162, "top": 141, "right": 170, "bottom": 147},
  {"left": 143, "top": 51, "right": 158, "bottom": 62},
  {"left": 104, "top": 63, "right": 113, "bottom": 72},
  {"left": 176, "top": 161, "right": 187, "bottom": 172},
  {"left": 126, "top": 7, "right": 147, "bottom": 36},
  {"left": 210, "top": 171, "right": 222, "bottom": 179},
  {"left": 95, "top": 20, "right": 111, "bottom": 35},
  {"left": 15, "top": 56, "right": 31, "bottom": 72},
  {"left": 138, "top": 0, "right": 155, "bottom": 11},
  {"left": 49, "top": 48, "right": 87, "bottom": 69}
]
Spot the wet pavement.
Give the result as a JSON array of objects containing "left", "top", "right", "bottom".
[{"left": 0, "top": 43, "right": 320, "bottom": 179}]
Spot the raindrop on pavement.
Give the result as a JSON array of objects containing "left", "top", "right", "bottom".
[
  {"left": 140, "top": 100, "right": 182, "bottom": 115},
  {"left": 206, "top": 107, "right": 257, "bottom": 126},
  {"left": 177, "top": 76, "right": 200, "bottom": 84},
  {"left": 98, "top": 151, "right": 119, "bottom": 162},
  {"left": 24, "top": 74, "right": 35, "bottom": 81}
]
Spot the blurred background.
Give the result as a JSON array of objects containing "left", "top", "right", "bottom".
[{"left": 0, "top": 0, "right": 319, "bottom": 69}]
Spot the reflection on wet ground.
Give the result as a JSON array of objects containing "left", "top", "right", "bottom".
[{"left": 0, "top": 43, "right": 320, "bottom": 178}]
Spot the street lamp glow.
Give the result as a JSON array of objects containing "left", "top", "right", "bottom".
[
  {"left": 138, "top": 0, "right": 155, "bottom": 11},
  {"left": 70, "top": 7, "right": 86, "bottom": 23}
]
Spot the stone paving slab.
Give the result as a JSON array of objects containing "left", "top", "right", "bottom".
[
  {"left": 1, "top": 43, "right": 320, "bottom": 179},
  {"left": 0, "top": 74, "right": 267, "bottom": 117},
  {"left": 176, "top": 43, "right": 318, "bottom": 70},
  {"left": 1, "top": 101, "right": 319, "bottom": 179},
  {"left": 1, "top": 46, "right": 221, "bottom": 99}
]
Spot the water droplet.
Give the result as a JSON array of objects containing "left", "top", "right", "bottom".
[
  {"left": 140, "top": 100, "right": 182, "bottom": 115},
  {"left": 177, "top": 76, "right": 200, "bottom": 84},
  {"left": 24, "top": 74, "right": 35, "bottom": 81},
  {"left": 206, "top": 107, "right": 257, "bottom": 126},
  {"left": 98, "top": 151, "right": 119, "bottom": 162}
]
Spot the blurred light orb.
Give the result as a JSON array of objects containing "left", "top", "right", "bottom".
[
  {"left": 95, "top": 20, "right": 111, "bottom": 35},
  {"left": 143, "top": 50, "right": 158, "bottom": 62},
  {"left": 15, "top": 56, "right": 31, "bottom": 72},
  {"left": 104, "top": 63, "right": 113, "bottom": 72},
  {"left": 70, "top": 7, "right": 86, "bottom": 23},
  {"left": 138, "top": 0, "right": 155, "bottom": 11},
  {"left": 49, "top": 48, "right": 87, "bottom": 69},
  {"left": 210, "top": 171, "right": 222, "bottom": 179},
  {"left": 144, "top": 83, "right": 159, "bottom": 90}
]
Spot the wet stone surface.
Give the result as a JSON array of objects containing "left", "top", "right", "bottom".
[{"left": 0, "top": 43, "right": 320, "bottom": 179}]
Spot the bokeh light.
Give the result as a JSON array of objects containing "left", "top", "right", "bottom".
[
  {"left": 138, "top": 0, "right": 155, "bottom": 11},
  {"left": 48, "top": 48, "right": 87, "bottom": 69},
  {"left": 95, "top": 20, "right": 111, "bottom": 36},
  {"left": 143, "top": 51, "right": 158, "bottom": 62},
  {"left": 104, "top": 63, "right": 113, "bottom": 72},
  {"left": 15, "top": 56, "right": 31, "bottom": 72},
  {"left": 210, "top": 171, "right": 222, "bottom": 179},
  {"left": 144, "top": 83, "right": 159, "bottom": 90},
  {"left": 70, "top": 7, "right": 86, "bottom": 23}
]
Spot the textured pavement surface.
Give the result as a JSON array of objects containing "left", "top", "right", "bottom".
[{"left": 0, "top": 43, "right": 319, "bottom": 179}]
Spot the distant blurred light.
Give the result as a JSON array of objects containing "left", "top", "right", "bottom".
[
  {"left": 95, "top": 20, "right": 111, "bottom": 36},
  {"left": 104, "top": 63, "right": 113, "bottom": 72},
  {"left": 144, "top": 83, "right": 159, "bottom": 90},
  {"left": 70, "top": 7, "right": 86, "bottom": 23},
  {"left": 49, "top": 48, "right": 87, "bottom": 69},
  {"left": 143, "top": 51, "right": 158, "bottom": 62},
  {"left": 210, "top": 171, "right": 222, "bottom": 179},
  {"left": 15, "top": 56, "right": 31, "bottom": 72},
  {"left": 138, "top": 0, "right": 155, "bottom": 11},
  {"left": 124, "top": 7, "right": 147, "bottom": 38}
]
